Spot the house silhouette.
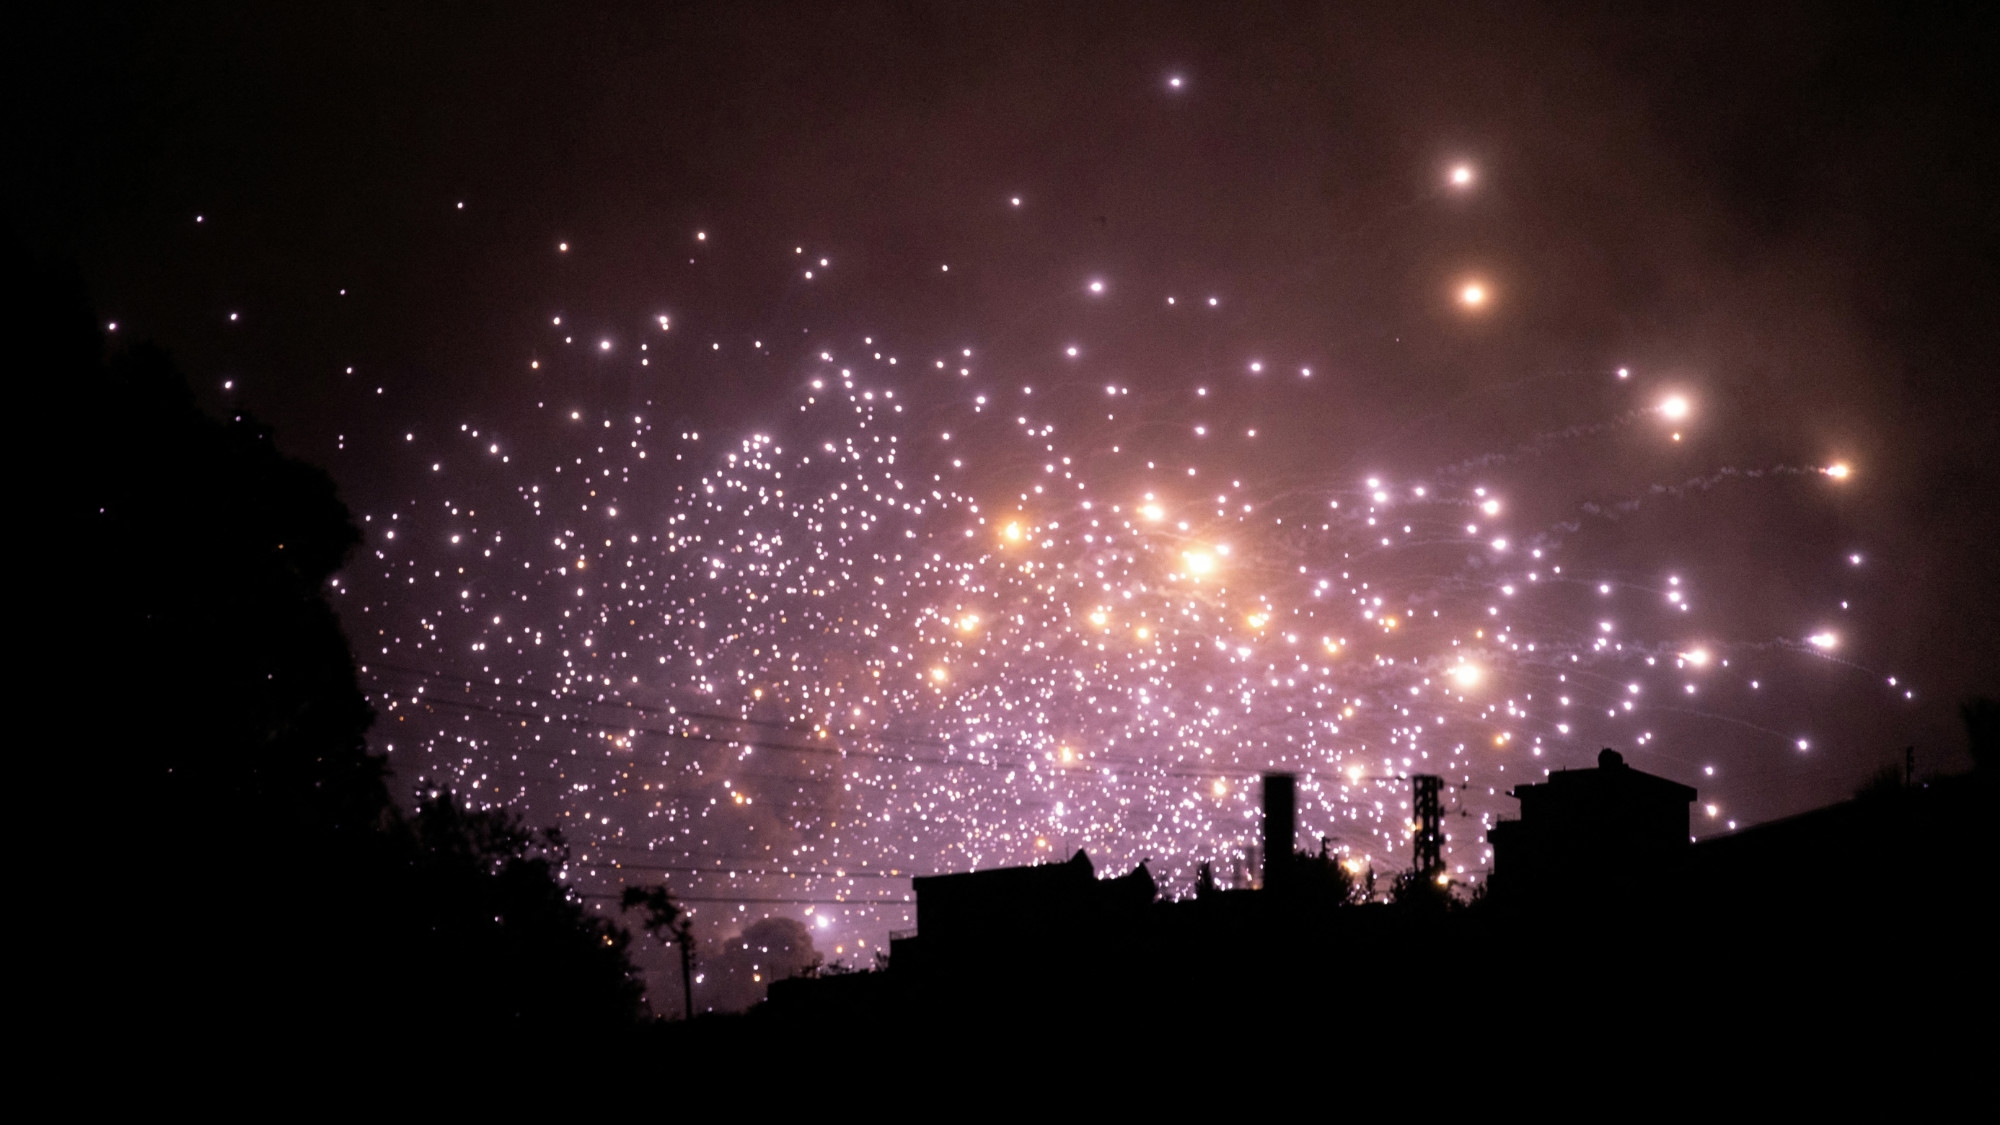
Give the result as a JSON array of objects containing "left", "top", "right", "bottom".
[{"left": 1487, "top": 747, "right": 1696, "bottom": 907}]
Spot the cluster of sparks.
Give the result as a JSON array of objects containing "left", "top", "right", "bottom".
[{"left": 306, "top": 154, "right": 1905, "bottom": 1004}]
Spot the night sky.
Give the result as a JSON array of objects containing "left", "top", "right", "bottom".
[{"left": 18, "top": 2, "right": 1997, "bottom": 1009}]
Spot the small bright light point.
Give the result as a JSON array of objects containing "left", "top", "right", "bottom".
[
  {"left": 1797, "top": 739, "right": 1811, "bottom": 752},
  {"left": 1451, "top": 664, "right": 1481, "bottom": 687},
  {"left": 1460, "top": 283, "right": 1486, "bottom": 306},
  {"left": 1808, "top": 632, "right": 1837, "bottom": 649},
  {"left": 558, "top": 242, "right": 568, "bottom": 252},
  {"left": 1481, "top": 499, "right": 1500, "bottom": 516},
  {"left": 1684, "top": 648, "right": 1710, "bottom": 666},
  {"left": 1617, "top": 367, "right": 1630, "bottom": 378},
  {"left": 1826, "top": 462, "right": 1851, "bottom": 480},
  {"left": 695, "top": 231, "right": 706, "bottom": 241},
  {"left": 599, "top": 340, "right": 611, "bottom": 351},
  {"left": 1183, "top": 550, "right": 1216, "bottom": 576},
  {"left": 1010, "top": 197, "right": 1021, "bottom": 206},
  {"left": 1450, "top": 165, "right": 1473, "bottom": 186},
  {"left": 1088, "top": 280, "right": 1105, "bottom": 294},
  {"left": 1066, "top": 346, "right": 1079, "bottom": 357},
  {"left": 1168, "top": 75, "right": 1184, "bottom": 89},
  {"left": 1140, "top": 503, "right": 1165, "bottom": 521},
  {"left": 1660, "top": 395, "right": 1690, "bottom": 420}
]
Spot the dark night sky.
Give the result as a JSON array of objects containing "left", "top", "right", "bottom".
[{"left": 14, "top": 1, "right": 1998, "bottom": 1005}]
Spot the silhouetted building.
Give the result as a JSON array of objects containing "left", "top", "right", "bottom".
[
  {"left": 892, "top": 849, "right": 1155, "bottom": 974},
  {"left": 1689, "top": 768, "right": 1994, "bottom": 936},
  {"left": 1488, "top": 748, "right": 1695, "bottom": 906},
  {"left": 1263, "top": 772, "right": 1295, "bottom": 891}
]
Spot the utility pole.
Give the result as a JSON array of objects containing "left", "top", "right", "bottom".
[{"left": 677, "top": 921, "right": 695, "bottom": 1022}]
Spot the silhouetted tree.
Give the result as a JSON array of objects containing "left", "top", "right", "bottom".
[
  {"left": 623, "top": 883, "right": 694, "bottom": 1020},
  {"left": 1388, "top": 868, "right": 1453, "bottom": 913},
  {"left": 22, "top": 253, "right": 648, "bottom": 1039},
  {"left": 380, "top": 787, "right": 644, "bottom": 1028},
  {"left": 1292, "top": 847, "right": 1361, "bottom": 906}
]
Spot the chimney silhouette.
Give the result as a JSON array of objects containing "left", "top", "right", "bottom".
[{"left": 1263, "top": 772, "right": 1295, "bottom": 892}]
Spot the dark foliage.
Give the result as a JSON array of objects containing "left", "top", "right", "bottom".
[
  {"left": 1387, "top": 867, "right": 1453, "bottom": 913},
  {"left": 22, "top": 250, "right": 644, "bottom": 1039},
  {"left": 377, "top": 788, "right": 645, "bottom": 1027},
  {"left": 1291, "top": 847, "right": 1361, "bottom": 906}
]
